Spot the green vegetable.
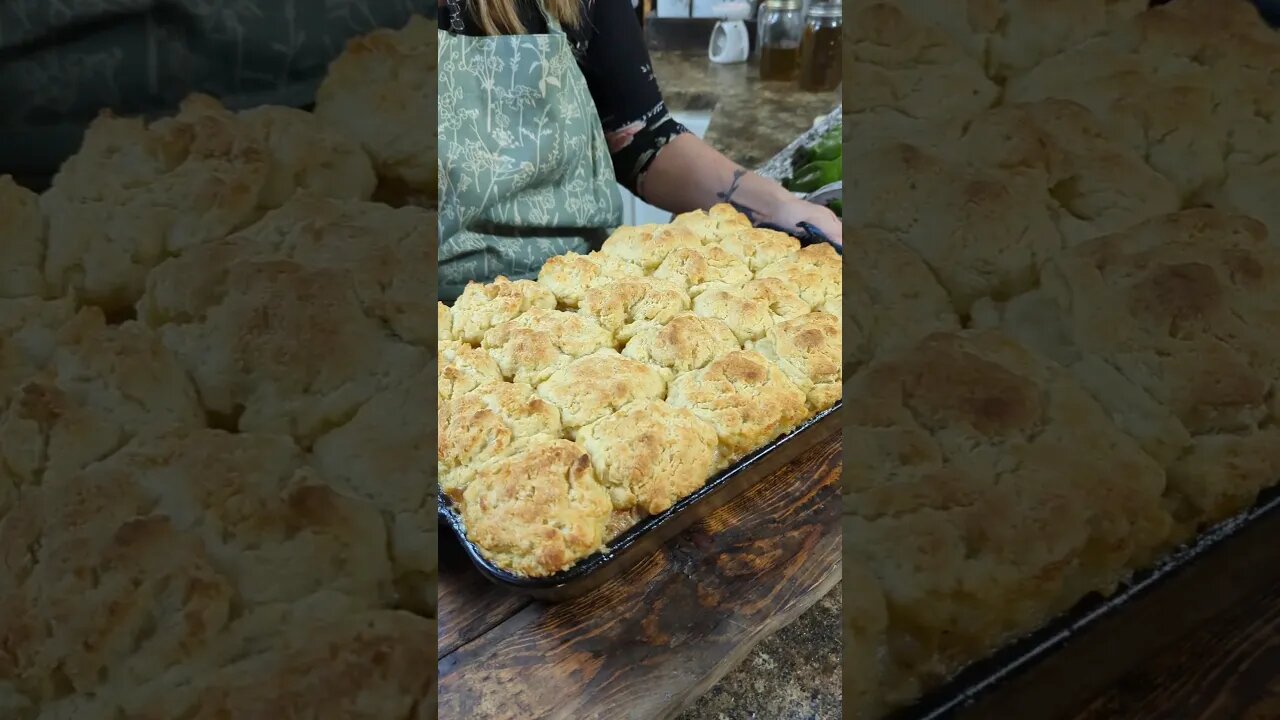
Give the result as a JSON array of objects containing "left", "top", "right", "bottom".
[
  {"left": 787, "top": 159, "right": 840, "bottom": 194},
  {"left": 809, "top": 131, "right": 841, "bottom": 162},
  {"left": 792, "top": 145, "right": 815, "bottom": 168},
  {"left": 829, "top": 200, "right": 842, "bottom": 217},
  {"left": 791, "top": 127, "right": 842, "bottom": 170}
]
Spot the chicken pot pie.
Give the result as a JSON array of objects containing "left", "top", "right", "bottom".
[{"left": 439, "top": 205, "right": 842, "bottom": 577}]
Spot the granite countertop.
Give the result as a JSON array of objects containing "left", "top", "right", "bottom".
[
  {"left": 651, "top": 51, "right": 843, "bottom": 720},
  {"left": 653, "top": 52, "right": 840, "bottom": 172},
  {"left": 681, "top": 589, "right": 843, "bottom": 720}
]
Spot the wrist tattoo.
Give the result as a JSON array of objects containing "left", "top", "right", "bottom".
[{"left": 715, "top": 169, "right": 763, "bottom": 223}]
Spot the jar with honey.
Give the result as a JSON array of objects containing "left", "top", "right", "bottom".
[
  {"left": 757, "top": 0, "right": 804, "bottom": 82},
  {"left": 798, "top": 1, "right": 841, "bottom": 92}
]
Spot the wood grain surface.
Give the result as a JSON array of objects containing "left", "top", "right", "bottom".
[
  {"left": 437, "top": 435, "right": 842, "bottom": 720},
  {"left": 957, "top": 501, "right": 1280, "bottom": 720}
]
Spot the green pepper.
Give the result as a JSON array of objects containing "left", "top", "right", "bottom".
[
  {"left": 808, "top": 132, "right": 842, "bottom": 162},
  {"left": 791, "top": 128, "right": 843, "bottom": 170},
  {"left": 787, "top": 159, "right": 840, "bottom": 194}
]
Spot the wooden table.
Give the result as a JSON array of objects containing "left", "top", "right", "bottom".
[
  {"left": 437, "top": 435, "right": 841, "bottom": 720},
  {"left": 957, "top": 500, "right": 1280, "bottom": 720}
]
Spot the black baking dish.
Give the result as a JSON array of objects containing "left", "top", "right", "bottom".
[
  {"left": 438, "top": 400, "right": 840, "bottom": 601},
  {"left": 889, "top": 484, "right": 1280, "bottom": 720},
  {"left": 439, "top": 234, "right": 843, "bottom": 601}
]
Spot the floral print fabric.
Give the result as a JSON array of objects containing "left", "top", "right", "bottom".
[
  {"left": 437, "top": 4, "right": 623, "bottom": 302},
  {"left": 448, "top": 0, "right": 689, "bottom": 194}
]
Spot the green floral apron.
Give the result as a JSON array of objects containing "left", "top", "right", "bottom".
[{"left": 437, "top": 2, "right": 623, "bottom": 302}]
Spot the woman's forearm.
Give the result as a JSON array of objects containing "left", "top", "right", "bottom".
[{"left": 636, "top": 133, "right": 794, "bottom": 225}]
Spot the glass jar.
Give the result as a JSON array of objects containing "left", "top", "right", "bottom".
[
  {"left": 799, "top": 1, "right": 842, "bottom": 92},
  {"left": 757, "top": 0, "right": 804, "bottom": 82}
]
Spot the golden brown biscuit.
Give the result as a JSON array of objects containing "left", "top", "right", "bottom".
[
  {"left": 234, "top": 105, "right": 378, "bottom": 206},
  {"left": 755, "top": 243, "right": 842, "bottom": 314},
  {"left": 134, "top": 602, "right": 435, "bottom": 720},
  {"left": 41, "top": 94, "right": 375, "bottom": 313},
  {"left": 1194, "top": 37, "right": 1280, "bottom": 236},
  {"left": 578, "top": 276, "right": 691, "bottom": 342},
  {"left": 577, "top": 399, "right": 719, "bottom": 514},
  {"left": 973, "top": 210, "right": 1280, "bottom": 539},
  {"left": 737, "top": 277, "right": 812, "bottom": 320},
  {"left": 666, "top": 350, "right": 809, "bottom": 459},
  {"left": 845, "top": 228, "right": 960, "bottom": 374},
  {"left": 842, "top": 552, "right": 890, "bottom": 719},
  {"left": 750, "top": 312, "right": 841, "bottom": 412},
  {"left": 0, "top": 428, "right": 392, "bottom": 703},
  {"left": 0, "top": 492, "right": 234, "bottom": 704},
  {"left": 438, "top": 302, "right": 454, "bottom": 343},
  {"left": 461, "top": 439, "right": 612, "bottom": 577},
  {"left": 621, "top": 312, "right": 739, "bottom": 379},
  {"left": 0, "top": 176, "right": 46, "bottom": 299},
  {"left": 438, "top": 381, "right": 563, "bottom": 495},
  {"left": 670, "top": 203, "right": 753, "bottom": 241},
  {"left": 844, "top": 330, "right": 1171, "bottom": 705},
  {"left": 955, "top": 100, "right": 1181, "bottom": 244},
  {"left": 450, "top": 276, "right": 557, "bottom": 345},
  {"left": 1006, "top": 0, "right": 1280, "bottom": 200},
  {"left": 536, "top": 350, "right": 667, "bottom": 433},
  {"left": 1199, "top": 155, "right": 1280, "bottom": 244},
  {"left": 692, "top": 279, "right": 808, "bottom": 344},
  {"left": 537, "top": 250, "right": 643, "bottom": 308},
  {"left": 437, "top": 340, "right": 503, "bottom": 409},
  {"left": 27, "top": 593, "right": 434, "bottom": 719},
  {"left": 1011, "top": 58, "right": 1220, "bottom": 200},
  {"left": 715, "top": 227, "right": 801, "bottom": 273},
  {"left": 481, "top": 308, "right": 614, "bottom": 386},
  {"left": 139, "top": 194, "right": 432, "bottom": 346},
  {"left": 316, "top": 15, "right": 437, "bottom": 204},
  {"left": 600, "top": 224, "right": 702, "bottom": 271},
  {"left": 0, "top": 297, "right": 76, "bottom": 404},
  {"left": 884, "top": 0, "right": 1147, "bottom": 80},
  {"left": 152, "top": 259, "right": 426, "bottom": 447},
  {"left": 311, "top": 368, "right": 439, "bottom": 617},
  {"left": 230, "top": 196, "right": 431, "bottom": 341},
  {"left": 653, "top": 245, "right": 752, "bottom": 296},
  {"left": 40, "top": 98, "right": 268, "bottom": 312},
  {"left": 843, "top": 142, "right": 1062, "bottom": 313},
  {"left": 0, "top": 309, "right": 205, "bottom": 520},
  {"left": 129, "top": 429, "right": 393, "bottom": 604},
  {"left": 844, "top": 2, "right": 998, "bottom": 135}
]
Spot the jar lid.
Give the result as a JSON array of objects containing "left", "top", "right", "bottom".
[
  {"left": 764, "top": 0, "right": 803, "bottom": 9},
  {"left": 807, "top": 2, "right": 841, "bottom": 17}
]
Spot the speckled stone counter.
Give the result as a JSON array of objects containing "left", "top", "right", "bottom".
[
  {"left": 652, "top": 51, "right": 843, "bottom": 720},
  {"left": 652, "top": 52, "right": 841, "bottom": 172},
  {"left": 679, "top": 587, "right": 843, "bottom": 720}
]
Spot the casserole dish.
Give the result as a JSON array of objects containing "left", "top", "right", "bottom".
[{"left": 439, "top": 235, "right": 843, "bottom": 601}]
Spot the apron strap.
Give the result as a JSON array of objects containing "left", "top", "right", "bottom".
[{"left": 534, "top": 0, "right": 564, "bottom": 33}]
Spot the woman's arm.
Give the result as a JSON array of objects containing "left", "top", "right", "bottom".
[
  {"left": 637, "top": 133, "right": 842, "bottom": 243},
  {"left": 576, "top": 0, "right": 841, "bottom": 244}
]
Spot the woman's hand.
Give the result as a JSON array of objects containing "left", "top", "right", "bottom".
[
  {"left": 640, "top": 134, "right": 843, "bottom": 246},
  {"left": 769, "top": 196, "right": 843, "bottom": 247}
]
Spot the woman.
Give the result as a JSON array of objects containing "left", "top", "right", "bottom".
[{"left": 438, "top": 0, "right": 842, "bottom": 302}]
